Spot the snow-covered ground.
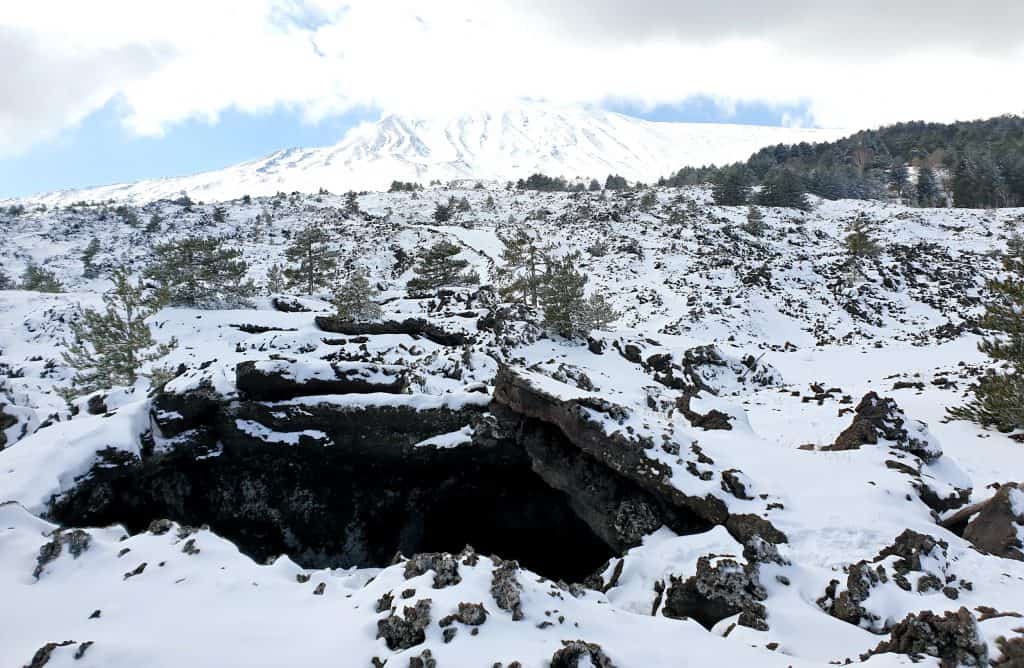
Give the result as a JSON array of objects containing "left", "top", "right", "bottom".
[{"left": 1, "top": 185, "right": 1023, "bottom": 667}]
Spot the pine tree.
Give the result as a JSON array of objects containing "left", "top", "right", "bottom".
[
  {"left": 888, "top": 161, "right": 909, "bottom": 199},
  {"left": 496, "top": 228, "right": 549, "bottom": 307},
  {"left": 433, "top": 199, "right": 454, "bottom": 223},
  {"left": 639, "top": 190, "right": 658, "bottom": 211},
  {"left": 541, "top": 255, "right": 617, "bottom": 338},
  {"left": 20, "top": 264, "right": 64, "bottom": 292},
  {"left": 588, "top": 178, "right": 601, "bottom": 192},
  {"left": 0, "top": 267, "right": 13, "bottom": 290},
  {"left": 948, "top": 236, "right": 1024, "bottom": 432},
  {"left": 407, "top": 240, "right": 479, "bottom": 292},
  {"left": 283, "top": 224, "right": 339, "bottom": 295},
  {"left": 264, "top": 263, "right": 285, "bottom": 294},
  {"left": 711, "top": 168, "right": 751, "bottom": 206},
  {"left": 145, "top": 236, "right": 254, "bottom": 308},
  {"left": 212, "top": 205, "right": 227, "bottom": 224},
  {"left": 604, "top": 174, "right": 628, "bottom": 191},
  {"left": 145, "top": 212, "right": 162, "bottom": 235},
  {"left": 81, "top": 238, "right": 101, "bottom": 278},
  {"left": 742, "top": 206, "right": 767, "bottom": 236},
  {"left": 757, "top": 169, "right": 810, "bottom": 210},
  {"left": 916, "top": 166, "right": 940, "bottom": 207},
  {"left": 843, "top": 215, "right": 882, "bottom": 260},
  {"left": 62, "top": 269, "right": 176, "bottom": 396},
  {"left": 333, "top": 270, "right": 382, "bottom": 321}
]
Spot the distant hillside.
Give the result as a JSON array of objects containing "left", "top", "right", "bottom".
[{"left": 663, "top": 115, "right": 1024, "bottom": 208}]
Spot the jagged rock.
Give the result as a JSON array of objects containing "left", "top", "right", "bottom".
[
  {"left": 818, "top": 530, "right": 966, "bottom": 632},
  {"left": 86, "top": 393, "right": 107, "bottom": 415},
  {"left": 663, "top": 553, "right": 768, "bottom": 631},
  {"left": 490, "top": 558, "right": 524, "bottom": 621},
  {"left": 862, "top": 607, "right": 988, "bottom": 667},
  {"left": 675, "top": 392, "right": 732, "bottom": 431},
  {"left": 315, "top": 316, "right": 470, "bottom": 347},
  {"left": 271, "top": 296, "right": 311, "bottom": 312},
  {"left": 825, "top": 392, "right": 942, "bottom": 462},
  {"left": 23, "top": 640, "right": 76, "bottom": 668},
  {"left": 549, "top": 640, "right": 617, "bottom": 668},
  {"left": 33, "top": 529, "right": 92, "bottom": 579},
  {"left": 235, "top": 358, "right": 407, "bottom": 401},
  {"left": 439, "top": 602, "right": 488, "bottom": 627},
  {"left": 942, "top": 483, "right": 1024, "bottom": 561},
  {"left": 404, "top": 553, "right": 462, "bottom": 588},
  {"left": 680, "top": 345, "right": 782, "bottom": 395},
  {"left": 0, "top": 403, "right": 16, "bottom": 449},
  {"left": 407, "top": 649, "right": 436, "bottom": 668},
  {"left": 376, "top": 599, "right": 432, "bottom": 651},
  {"left": 993, "top": 635, "right": 1024, "bottom": 667}
]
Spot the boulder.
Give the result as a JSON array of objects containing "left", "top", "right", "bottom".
[
  {"left": 662, "top": 553, "right": 768, "bottom": 630},
  {"left": 825, "top": 392, "right": 942, "bottom": 462},
  {"left": 942, "top": 483, "right": 1024, "bottom": 561}
]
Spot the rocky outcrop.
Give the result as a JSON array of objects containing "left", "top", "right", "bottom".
[
  {"left": 315, "top": 316, "right": 471, "bottom": 347},
  {"left": 662, "top": 553, "right": 768, "bottom": 631},
  {"left": 0, "top": 403, "right": 16, "bottom": 449},
  {"left": 862, "top": 607, "right": 988, "bottom": 667},
  {"left": 235, "top": 358, "right": 407, "bottom": 401},
  {"left": 942, "top": 483, "right": 1024, "bottom": 561},
  {"left": 825, "top": 392, "right": 942, "bottom": 462},
  {"left": 33, "top": 528, "right": 92, "bottom": 579},
  {"left": 377, "top": 599, "right": 432, "bottom": 651},
  {"left": 818, "top": 530, "right": 970, "bottom": 633},
  {"left": 491, "top": 366, "right": 785, "bottom": 547}
]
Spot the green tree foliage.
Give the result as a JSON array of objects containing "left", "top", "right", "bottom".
[
  {"left": 757, "top": 169, "right": 810, "bottom": 210},
  {"left": 843, "top": 215, "right": 882, "bottom": 260},
  {"left": 0, "top": 267, "right": 13, "bottom": 290},
  {"left": 604, "top": 174, "right": 628, "bottom": 191},
  {"left": 433, "top": 199, "right": 454, "bottom": 223},
  {"left": 264, "top": 263, "right": 285, "bottom": 294},
  {"left": 888, "top": 161, "right": 909, "bottom": 199},
  {"left": 711, "top": 167, "right": 751, "bottom": 206},
  {"left": 517, "top": 173, "right": 569, "bottom": 192},
  {"left": 62, "top": 269, "right": 176, "bottom": 396},
  {"left": 666, "top": 115, "right": 1024, "bottom": 208},
  {"left": 212, "top": 205, "right": 227, "bottom": 224},
  {"left": 145, "top": 212, "right": 162, "bottom": 235},
  {"left": 742, "top": 206, "right": 767, "bottom": 237},
  {"left": 948, "top": 236, "right": 1024, "bottom": 432},
  {"left": 496, "top": 228, "right": 549, "bottom": 307},
  {"left": 916, "top": 166, "right": 940, "bottom": 207},
  {"left": 283, "top": 225, "right": 339, "bottom": 295},
  {"left": 541, "top": 255, "right": 617, "bottom": 338},
  {"left": 81, "top": 238, "right": 101, "bottom": 278},
  {"left": 389, "top": 181, "right": 422, "bottom": 192},
  {"left": 145, "top": 236, "right": 254, "bottom": 308},
  {"left": 588, "top": 178, "right": 601, "bottom": 191},
  {"left": 639, "top": 190, "right": 658, "bottom": 211},
  {"left": 21, "top": 264, "right": 64, "bottom": 292},
  {"left": 407, "top": 240, "right": 479, "bottom": 292},
  {"left": 333, "top": 270, "right": 382, "bottom": 321}
]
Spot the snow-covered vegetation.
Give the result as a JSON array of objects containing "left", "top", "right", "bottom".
[{"left": 2, "top": 184, "right": 1023, "bottom": 667}]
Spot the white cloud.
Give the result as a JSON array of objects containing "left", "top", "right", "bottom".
[{"left": 2, "top": 0, "right": 1022, "bottom": 155}]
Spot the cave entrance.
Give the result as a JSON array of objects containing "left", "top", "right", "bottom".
[{"left": 50, "top": 443, "right": 616, "bottom": 583}]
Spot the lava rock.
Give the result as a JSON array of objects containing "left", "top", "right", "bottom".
[
  {"left": 376, "top": 599, "right": 432, "bottom": 651},
  {"left": 315, "top": 316, "right": 470, "bottom": 347},
  {"left": 862, "top": 607, "right": 988, "bottom": 667},
  {"left": 235, "top": 358, "right": 407, "bottom": 401},
  {"left": 549, "top": 640, "right": 617, "bottom": 668},
  {"left": 825, "top": 392, "right": 942, "bottom": 462},
  {"left": 942, "top": 483, "right": 1024, "bottom": 561}
]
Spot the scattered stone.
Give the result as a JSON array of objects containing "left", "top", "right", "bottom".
[
  {"left": 313, "top": 582, "right": 326, "bottom": 595},
  {"left": 33, "top": 529, "right": 92, "bottom": 579},
  {"left": 549, "top": 640, "right": 617, "bottom": 668},
  {"left": 490, "top": 558, "right": 524, "bottom": 621},
  {"left": 376, "top": 599, "right": 432, "bottom": 651},
  {"left": 23, "top": 640, "right": 75, "bottom": 668},
  {"left": 404, "top": 553, "right": 462, "bottom": 588}
]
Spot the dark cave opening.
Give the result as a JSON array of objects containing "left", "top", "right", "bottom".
[{"left": 50, "top": 440, "right": 617, "bottom": 583}]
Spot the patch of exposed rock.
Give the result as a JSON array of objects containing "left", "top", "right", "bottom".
[
  {"left": 235, "top": 358, "right": 407, "bottom": 401},
  {"left": 315, "top": 316, "right": 471, "bottom": 347},
  {"left": 825, "top": 392, "right": 942, "bottom": 462},
  {"left": 942, "top": 483, "right": 1024, "bottom": 561},
  {"left": 818, "top": 530, "right": 970, "bottom": 633},
  {"left": 862, "top": 607, "right": 988, "bottom": 667}
]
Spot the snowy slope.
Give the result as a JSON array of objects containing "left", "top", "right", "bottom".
[
  {"left": 2, "top": 187, "right": 1023, "bottom": 667},
  {"left": 24, "top": 103, "right": 846, "bottom": 205}
]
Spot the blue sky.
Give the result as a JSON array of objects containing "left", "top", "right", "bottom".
[{"left": 0, "top": 97, "right": 811, "bottom": 199}]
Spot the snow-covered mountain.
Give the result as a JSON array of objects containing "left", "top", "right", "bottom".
[{"left": 29, "top": 103, "right": 846, "bottom": 204}]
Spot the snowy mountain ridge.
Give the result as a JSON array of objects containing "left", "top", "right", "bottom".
[{"left": 24, "top": 103, "right": 847, "bottom": 205}]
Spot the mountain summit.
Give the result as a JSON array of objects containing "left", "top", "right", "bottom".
[{"left": 33, "top": 103, "right": 846, "bottom": 203}]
